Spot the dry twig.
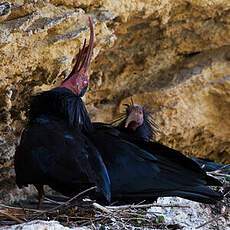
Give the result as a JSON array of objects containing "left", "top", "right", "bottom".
[
  {"left": 29, "top": 186, "right": 96, "bottom": 220},
  {"left": 106, "top": 203, "right": 189, "bottom": 210},
  {"left": 195, "top": 208, "right": 229, "bottom": 229},
  {"left": 0, "top": 210, "right": 24, "bottom": 224}
]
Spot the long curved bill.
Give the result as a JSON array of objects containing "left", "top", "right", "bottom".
[
  {"left": 64, "top": 16, "right": 94, "bottom": 81},
  {"left": 125, "top": 105, "right": 144, "bottom": 129},
  {"left": 125, "top": 112, "right": 137, "bottom": 128}
]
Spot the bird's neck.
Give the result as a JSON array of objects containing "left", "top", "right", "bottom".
[
  {"left": 29, "top": 87, "right": 92, "bottom": 131},
  {"left": 118, "top": 119, "right": 154, "bottom": 142},
  {"left": 60, "top": 81, "right": 77, "bottom": 95}
]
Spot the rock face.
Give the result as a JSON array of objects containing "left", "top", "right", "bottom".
[
  {"left": 148, "top": 197, "right": 229, "bottom": 230},
  {"left": 0, "top": 0, "right": 229, "bottom": 201}
]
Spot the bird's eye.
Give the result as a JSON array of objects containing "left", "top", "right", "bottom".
[{"left": 83, "top": 80, "right": 88, "bottom": 85}]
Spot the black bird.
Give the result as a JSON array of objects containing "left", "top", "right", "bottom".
[
  {"left": 114, "top": 102, "right": 228, "bottom": 172},
  {"left": 90, "top": 103, "right": 223, "bottom": 204},
  {"left": 14, "top": 17, "right": 111, "bottom": 208}
]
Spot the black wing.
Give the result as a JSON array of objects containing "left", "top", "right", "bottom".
[
  {"left": 191, "top": 157, "right": 228, "bottom": 172},
  {"left": 90, "top": 124, "right": 222, "bottom": 204},
  {"left": 15, "top": 116, "right": 111, "bottom": 201},
  {"left": 135, "top": 141, "right": 222, "bottom": 186}
]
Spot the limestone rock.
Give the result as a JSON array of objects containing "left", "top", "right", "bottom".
[
  {"left": 1, "top": 220, "right": 89, "bottom": 230},
  {"left": 148, "top": 197, "right": 229, "bottom": 230}
]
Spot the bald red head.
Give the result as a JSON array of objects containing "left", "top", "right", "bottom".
[{"left": 60, "top": 17, "right": 94, "bottom": 96}]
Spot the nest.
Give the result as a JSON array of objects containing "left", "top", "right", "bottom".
[{"left": 0, "top": 166, "right": 229, "bottom": 230}]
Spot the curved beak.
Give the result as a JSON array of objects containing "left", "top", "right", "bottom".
[
  {"left": 64, "top": 16, "right": 94, "bottom": 81},
  {"left": 125, "top": 110, "right": 144, "bottom": 130},
  {"left": 79, "top": 16, "right": 94, "bottom": 72}
]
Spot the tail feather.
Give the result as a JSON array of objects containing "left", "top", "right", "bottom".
[
  {"left": 115, "top": 186, "right": 223, "bottom": 204},
  {"left": 205, "top": 175, "right": 223, "bottom": 186},
  {"left": 191, "top": 157, "right": 225, "bottom": 172},
  {"left": 161, "top": 186, "right": 223, "bottom": 204}
]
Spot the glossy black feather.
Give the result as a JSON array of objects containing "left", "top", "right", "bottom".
[
  {"left": 191, "top": 157, "right": 228, "bottom": 172},
  {"left": 29, "top": 87, "right": 92, "bottom": 131},
  {"left": 90, "top": 122, "right": 223, "bottom": 204},
  {"left": 15, "top": 88, "right": 111, "bottom": 202}
]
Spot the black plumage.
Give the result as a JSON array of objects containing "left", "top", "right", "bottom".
[
  {"left": 88, "top": 104, "right": 223, "bottom": 204},
  {"left": 191, "top": 157, "right": 228, "bottom": 172},
  {"left": 15, "top": 88, "right": 111, "bottom": 204},
  {"left": 28, "top": 87, "right": 91, "bottom": 130}
]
